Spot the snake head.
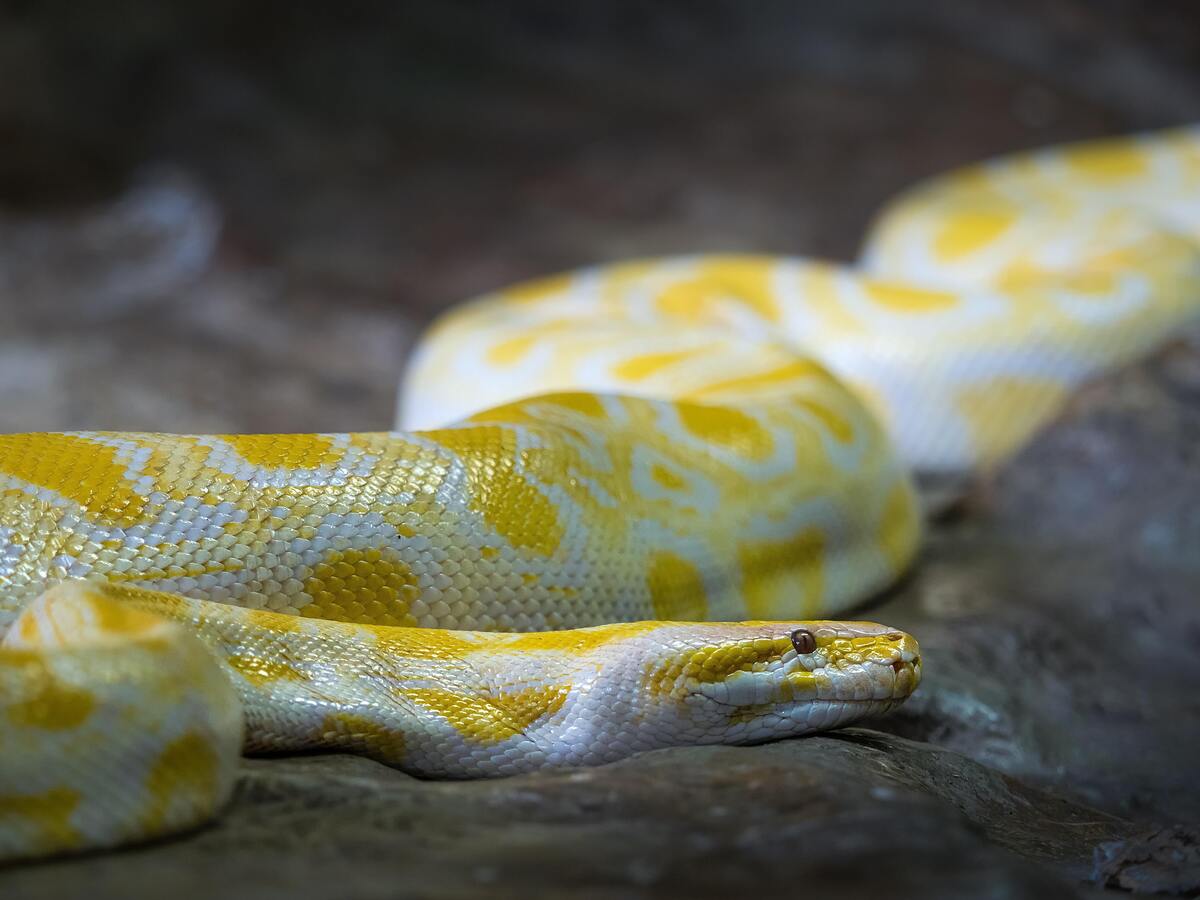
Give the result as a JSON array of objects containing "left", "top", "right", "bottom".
[
  {"left": 458, "top": 619, "right": 920, "bottom": 771},
  {"left": 615, "top": 620, "right": 921, "bottom": 748}
]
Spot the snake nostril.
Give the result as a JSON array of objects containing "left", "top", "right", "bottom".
[
  {"left": 892, "top": 660, "right": 906, "bottom": 673},
  {"left": 885, "top": 632, "right": 904, "bottom": 641}
]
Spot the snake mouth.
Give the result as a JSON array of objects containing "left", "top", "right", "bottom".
[
  {"left": 692, "top": 650, "right": 921, "bottom": 740},
  {"left": 696, "top": 637, "right": 922, "bottom": 709}
]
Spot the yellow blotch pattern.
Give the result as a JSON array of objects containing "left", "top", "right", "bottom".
[
  {"left": 646, "top": 638, "right": 790, "bottom": 699},
  {"left": 864, "top": 281, "right": 959, "bottom": 313},
  {"left": 321, "top": 711, "right": 406, "bottom": 764},
  {"left": 92, "top": 594, "right": 167, "bottom": 636},
  {"left": 140, "top": 732, "right": 220, "bottom": 833},
  {"left": 0, "top": 433, "right": 144, "bottom": 526},
  {"left": 373, "top": 625, "right": 485, "bottom": 662},
  {"left": 877, "top": 483, "right": 920, "bottom": 572},
  {"left": 649, "top": 463, "right": 687, "bottom": 492},
  {"left": 301, "top": 548, "right": 422, "bottom": 626},
  {"left": 739, "top": 528, "right": 825, "bottom": 619},
  {"left": 494, "top": 621, "right": 663, "bottom": 654},
  {"left": 500, "top": 271, "right": 573, "bottom": 304},
  {"left": 0, "top": 788, "right": 80, "bottom": 851},
  {"left": 1062, "top": 143, "right": 1148, "bottom": 180},
  {"left": 955, "top": 377, "right": 1068, "bottom": 464},
  {"left": 545, "top": 393, "right": 608, "bottom": 418},
  {"left": 613, "top": 348, "right": 705, "bottom": 381},
  {"left": 646, "top": 551, "right": 708, "bottom": 621},
  {"left": 676, "top": 404, "right": 774, "bottom": 461},
  {"left": 687, "top": 360, "right": 827, "bottom": 399},
  {"left": 486, "top": 334, "right": 539, "bottom": 366},
  {"left": 408, "top": 684, "right": 568, "bottom": 743},
  {"left": 424, "top": 427, "right": 565, "bottom": 557},
  {"left": 220, "top": 434, "right": 341, "bottom": 470},
  {"left": 7, "top": 668, "right": 95, "bottom": 731},
  {"left": 932, "top": 208, "right": 1016, "bottom": 260},
  {"left": 225, "top": 655, "right": 308, "bottom": 686},
  {"left": 794, "top": 397, "right": 856, "bottom": 443},
  {"left": 656, "top": 258, "right": 781, "bottom": 323}
]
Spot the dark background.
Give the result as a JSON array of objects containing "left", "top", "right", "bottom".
[
  {"left": 1, "top": 0, "right": 1197, "bottom": 434},
  {"left": 2, "top": 4, "right": 1199, "bottom": 898}
]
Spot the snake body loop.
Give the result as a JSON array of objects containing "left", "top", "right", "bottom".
[{"left": 1, "top": 127, "right": 1198, "bottom": 862}]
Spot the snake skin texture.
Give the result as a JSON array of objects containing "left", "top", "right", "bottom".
[{"left": 1, "top": 127, "right": 1198, "bottom": 863}]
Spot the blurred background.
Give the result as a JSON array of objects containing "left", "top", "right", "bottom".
[{"left": 1, "top": 0, "right": 1197, "bottom": 435}]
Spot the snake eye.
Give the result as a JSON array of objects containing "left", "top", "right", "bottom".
[{"left": 790, "top": 628, "right": 817, "bottom": 655}]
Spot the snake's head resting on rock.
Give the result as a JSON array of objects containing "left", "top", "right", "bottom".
[
  {"left": 453, "top": 620, "right": 922, "bottom": 772},
  {"left": 543, "top": 620, "right": 922, "bottom": 754}
]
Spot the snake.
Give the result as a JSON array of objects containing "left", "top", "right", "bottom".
[{"left": 1, "top": 127, "right": 1198, "bottom": 864}]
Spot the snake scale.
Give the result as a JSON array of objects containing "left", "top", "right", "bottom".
[{"left": 1, "top": 127, "right": 1198, "bottom": 863}]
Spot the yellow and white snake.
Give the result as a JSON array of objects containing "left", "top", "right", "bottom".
[{"left": 1, "top": 127, "right": 1198, "bottom": 863}]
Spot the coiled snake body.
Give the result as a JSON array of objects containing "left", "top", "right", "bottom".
[{"left": 1, "top": 128, "right": 1198, "bottom": 861}]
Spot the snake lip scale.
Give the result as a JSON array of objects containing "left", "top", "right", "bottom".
[{"left": 2, "top": 125, "right": 1198, "bottom": 862}]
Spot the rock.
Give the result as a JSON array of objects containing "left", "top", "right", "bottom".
[
  {"left": 1092, "top": 826, "right": 1200, "bottom": 895},
  {"left": 871, "top": 340, "right": 1200, "bottom": 827},
  {"left": 0, "top": 732, "right": 1127, "bottom": 899}
]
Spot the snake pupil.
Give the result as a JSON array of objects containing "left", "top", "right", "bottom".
[{"left": 790, "top": 629, "right": 817, "bottom": 655}]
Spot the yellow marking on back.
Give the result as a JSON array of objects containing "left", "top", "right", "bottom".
[
  {"left": 500, "top": 272, "right": 573, "bottom": 304},
  {"left": 932, "top": 208, "right": 1016, "bottom": 260},
  {"left": 878, "top": 483, "right": 920, "bottom": 571},
  {"left": 219, "top": 434, "right": 341, "bottom": 469},
  {"left": 613, "top": 348, "right": 705, "bottom": 381},
  {"left": 685, "top": 360, "right": 828, "bottom": 398},
  {"left": 140, "top": 732, "right": 220, "bottom": 833},
  {"left": 494, "top": 621, "right": 662, "bottom": 654},
  {"left": 676, "top": 405, "right": 773, "bottom": 460},
  {"left": 864, "top": 281, "right": 959, "bottom": 312},
  {"left": 424, "top": 426, "right": 565, "bottom": 556},
  {"left": 656, "top": 258, "right": 780, "bottom": 323},
  {"left": 487, "top": 334, "right": 540, "bottom": 366},
  {"left": 226, "top": 655, "right": 308, "bottom": 686},
  {"left": 408, "top": 684, "right": 568, "bottom": 743},
  {"left": 0, "top": 788, "right": 80, "bottom": 851},
  {"left": 546, "top": 393, "right": 608, "bottom": 418},
  {"left": 646, "top": 551, "right": 708, "bottom": 621},
  {"left": 739, "top": 528, "right": 825, "bottom": 619},
  {"left": 372, "top": 626, "right": 483, "bottom": 661},
  {"left": 0, "top": 433, "right": 145, "bottom": 526},
  {"left": 301, "top": 548, "right": 421, "bottom": 626},
  {"left": 321, "top": 711, "right": 407, "bottom": 763},
  {"left": 646, "top": 637, "right": 792, "bottom": 699},
  {"left": 8, "top": 669, "right": 95, "bottom": 731},
  {"left": 92, "top": 595, "right": 166, "bottom": 636},
  {"left": 794, "top": 396, "right": 856, "bottom": 443},
  {"left": 955, "top": 377, "right": 1068, "bottom": 464},
  {"left": 1062, "top": 143, "right": 1148, "bottom": 180},
  {"left": 649, "top": 462, "right": 688, "bottom": 492}
]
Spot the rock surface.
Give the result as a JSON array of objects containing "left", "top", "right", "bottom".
[
  {"left": 1, "top": 735, "right": 1134, "bottom": 900},
  {"left": 2, "top": 2, "right": 1200, "bottom": 897}
]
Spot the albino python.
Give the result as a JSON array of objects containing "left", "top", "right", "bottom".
[{"left": 2, "top": 127, "right": 1198, "bottom": 863}]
